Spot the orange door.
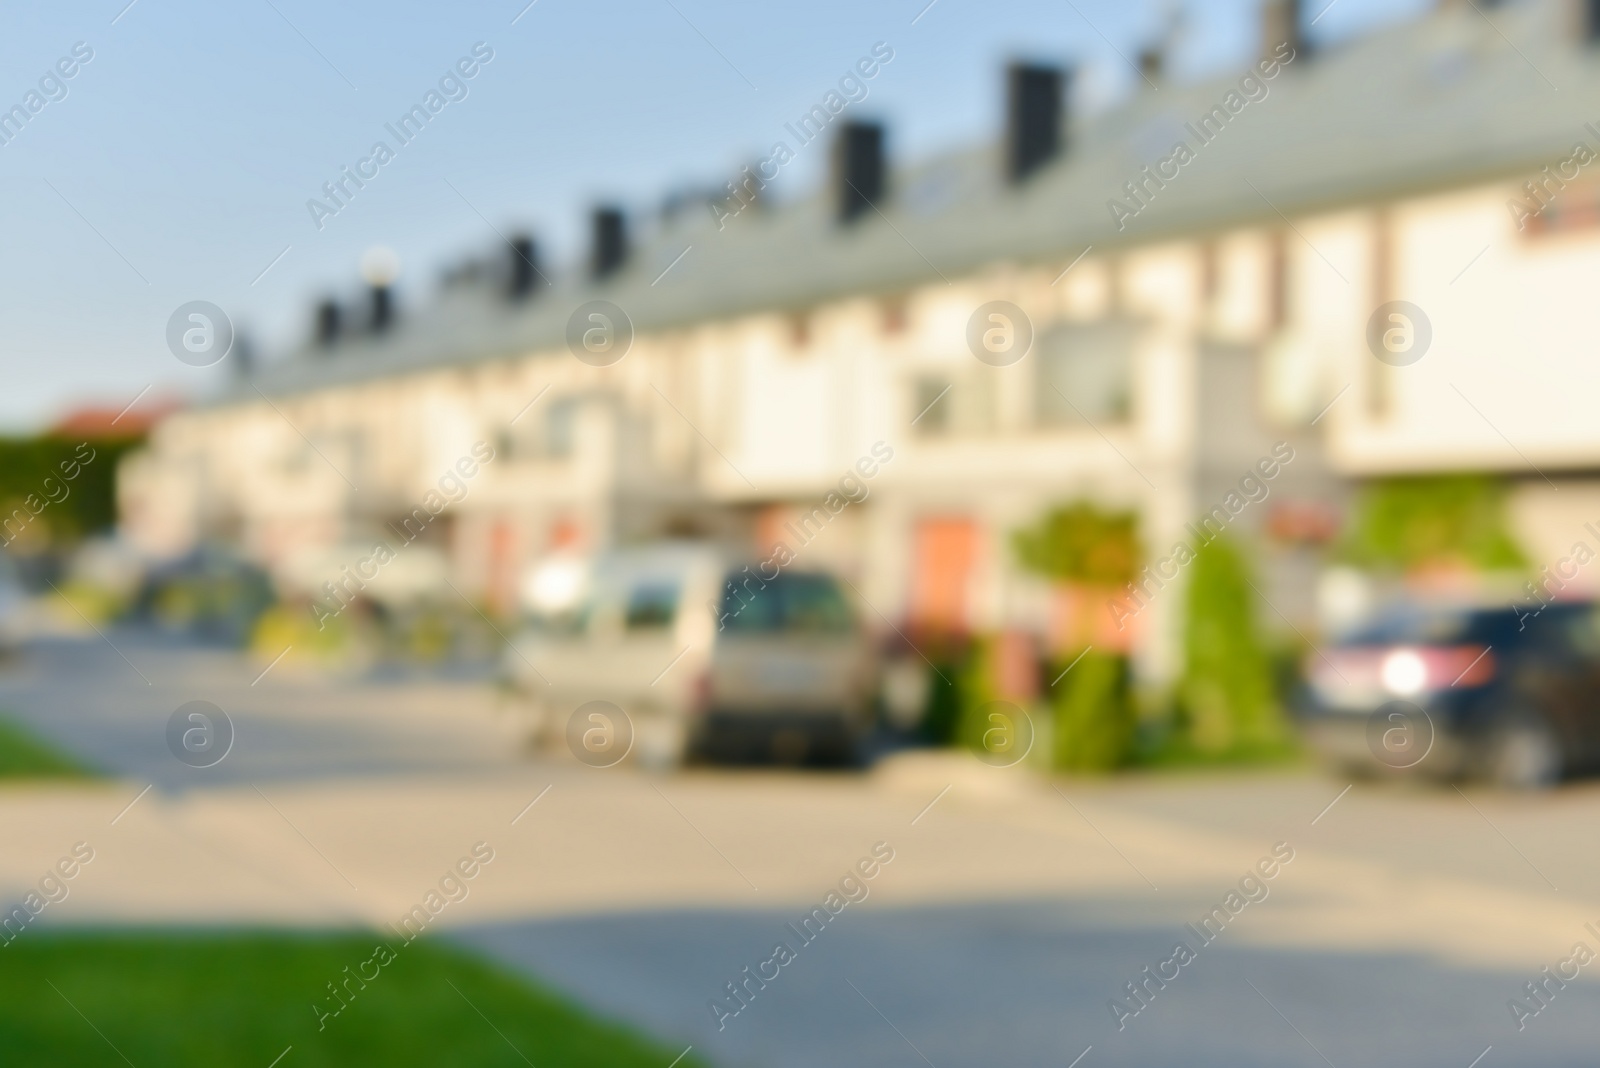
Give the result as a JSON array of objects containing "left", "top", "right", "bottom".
[{"left": 909, "top": 517, "right": 978, "bottom": 634}]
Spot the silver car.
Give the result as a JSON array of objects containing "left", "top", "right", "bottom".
[{"left": 504, "top": 544, "right": 876, "bottom": 767}]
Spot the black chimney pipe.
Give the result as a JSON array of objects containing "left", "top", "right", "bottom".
[
  {"left": 314, "top": 299, "right": 340, "bottom": 347},
  {"left": 1006, "top": 63, "right": 1065, "bottom": 184},
  {"left": 231, "top": 333, "right": 255, "bottom": 378},
  {"left": 508, "top": 233, "right": 540, "bottom": 298},
  {"left": 369, "top": 285, "right": 393, "bottom": 332},
  {"left": 1262, "top": 0, "right": 1305, "bottom": 62},
  {"left": 1138, "top": 46, "right": 1163, "bottom": 86},
  {"left": 833, "top": 121, "right": 885, "bottom": 223},
  {"left": 591, "top": 208, "right": 626, "bottom": 279}
]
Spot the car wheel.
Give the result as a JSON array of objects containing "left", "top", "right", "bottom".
[
  {"left": 1487, "top": 714, "right": 1562, "bottom": 790},
  {"left": 635, "top": 715, "right": 692, "bottom": 771},
  {"left": 1332, "top": 759, "right": 1380, "bottom": 783}
]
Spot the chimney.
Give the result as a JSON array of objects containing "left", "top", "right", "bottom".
[
  {"left": 1006, "top": 63, "right": 1065, "bottom": 183},
  {"left": 508, "top": 233, "right": 540, "bottom": 299},
  {"left": 358, "top": 246, "right": 399, "bottom": 333},
  {"left": 1138, "top": 46, "right": 1163, "bottom": 86},
  {"left": 591, "top": 207, "right": 626, "bottom": 279},
  {"left": 368, "top": 284, "right": 393, "bottom": 332},
  {"left": 833, "top": 121, "right": 885, "bottom": 223},
  {"left": 1261, "top": 0, "right": 1305, "bottom": 62},
  {"left": 314, "top": 299, "right": 340, "bottom": 347},
  {"left": 231, "top": 333, "right": 255, "bottom": 379}
]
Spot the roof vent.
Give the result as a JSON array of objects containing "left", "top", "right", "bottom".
[
  {"left": 1005, "top": 63, "right": 1065, "bottom": 183},
  {"left": 590, "top": 207, "right": 627, "bottom": 279},
  {"left": 833, "top": 121, "right": 886, "bottom": 223}
]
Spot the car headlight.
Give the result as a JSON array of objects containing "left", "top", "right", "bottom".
[{"left": 1380, "top": 648, "right": 1428, "bottom": 696}]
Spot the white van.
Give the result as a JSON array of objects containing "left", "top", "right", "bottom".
[{"left": 503, "top": 543, "right": 877, "bottom": 766}]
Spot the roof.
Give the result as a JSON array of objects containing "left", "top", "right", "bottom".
[
  {"left": 235, "top": 0, "right": 1600, "bottom": 404},
  {"left": 51, "top": 397, "right": 184, "bottom": 438}
]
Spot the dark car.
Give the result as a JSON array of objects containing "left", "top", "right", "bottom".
[
  {"left": 134, "top": 544, "right": 276, "bottom": 646},
  {"left": 1296, "top": 601, "right": 1600, "bottom": 789}
]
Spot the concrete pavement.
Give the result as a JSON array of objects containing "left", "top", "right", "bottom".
[{"left": 2, "top": 634, "right": 1598, "bottom": 1065}]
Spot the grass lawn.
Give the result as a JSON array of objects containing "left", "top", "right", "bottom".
[
  {"left": 0, "top": 715, "right": 92, "bottom": 778},
  {"left": 0, "top": 931, "right": 705, "bottom": 1067}
]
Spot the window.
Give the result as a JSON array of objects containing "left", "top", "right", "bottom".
[
  {"left": 624, "top": 581, "right": 679, "bottom": 631},
  {"left": 1034, "top": 321, "right": 1135, "bottom": 428},
  {"left": 910, "top": 373, "right": 996, "bottom": 438},
  {"left": 544, "top": 398, "right": 577, "bottom": 459},
  {"left": 500, "top": 397, "right": 580, "bottom": 461},
  {"left": 912, "top": 376, "right": 953, "bottom": 436},
  {"left": 719, "top": 572, "right": 856, "bottom": 635}
]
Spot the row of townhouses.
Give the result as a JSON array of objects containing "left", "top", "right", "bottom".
[{"left": 121, "top": 0, "right": 1600, "bottom": 683}]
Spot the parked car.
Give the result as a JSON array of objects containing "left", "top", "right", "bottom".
[
  {"left": 503, "top": 544, "right": 877, "bottom": 767},
  {"left": 1297, "top": 600, "right": 1600, "bottom": 788},
  {"left": 134, "top": 545, "right": 275, "bottom": 645}
]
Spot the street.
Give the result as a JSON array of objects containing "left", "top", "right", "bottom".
[{"left": 2, "top": 633, "right": 1597, "bottom": 1066}]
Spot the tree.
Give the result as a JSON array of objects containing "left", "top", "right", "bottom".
[
  {"left": 1011, "top": 502, "right": 1142, "bottom": 771},
  {"left": 1012, "top": 503, "right": 1140, "bottom": 589}
]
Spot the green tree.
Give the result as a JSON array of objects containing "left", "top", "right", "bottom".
[
  {"left": 0, "top": 435, "right": 140, "bottom": 547},
  {"left": 1011, "top": 502, "right": 1142, "bottom": 771},
  {"left": 1011, "top": 502, "right": 1140, "bottom": 588}
]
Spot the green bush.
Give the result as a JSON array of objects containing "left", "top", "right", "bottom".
[
  {"left": 1177, "top": 536, "right": 1283, "bottom": 755},
  {"left": 1049, "top": 651, "right": 1134, "bottom": 772},
  {"left": 954, "top": 636, "right": 1003, "bottom": 754},
  {"left": 914, "top": 638, "right": 970, "bottom": 746},
  {"left": 1339, "top": 474, "right": 1525, "bottom": 573}
]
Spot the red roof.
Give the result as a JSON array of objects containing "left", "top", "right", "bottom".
[{"left": 50, "top": 396, "right": 184, "bottom": 439}]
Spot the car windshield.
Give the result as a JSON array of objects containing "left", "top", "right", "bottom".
[
  {"left": 624, "top": 580, "right": 680, "bottom": 630},
  {"left": 1343, "top": 604, "right": 1530, "bottom": 646},
  {"left": 719, "top": 571, "right": 856, "bottom": 634}
]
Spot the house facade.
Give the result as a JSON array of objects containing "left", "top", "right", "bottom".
[{"left": 121, "top": 0, "right": 1600, "bottom": 682}]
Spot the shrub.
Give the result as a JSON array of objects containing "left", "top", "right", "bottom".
[
  {"left": 912, "top": 637, "right": 969, "bottom": 745},
  {"left": 1049, "top": 650, "right": 1134, "bottom": 772},
  {"left": 1177, "top": 536, "right": 1283, "bottom": 754},
  {"left": 954, "top": 636, "right": 1003, "bottom": 753},
  {"left": 1338, "top": 475, "right": 1525, "bottom": 573}
]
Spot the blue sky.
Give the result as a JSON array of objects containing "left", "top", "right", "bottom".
[{"left": 0, "top": 0, "right": 1429, "bottom": 430}]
